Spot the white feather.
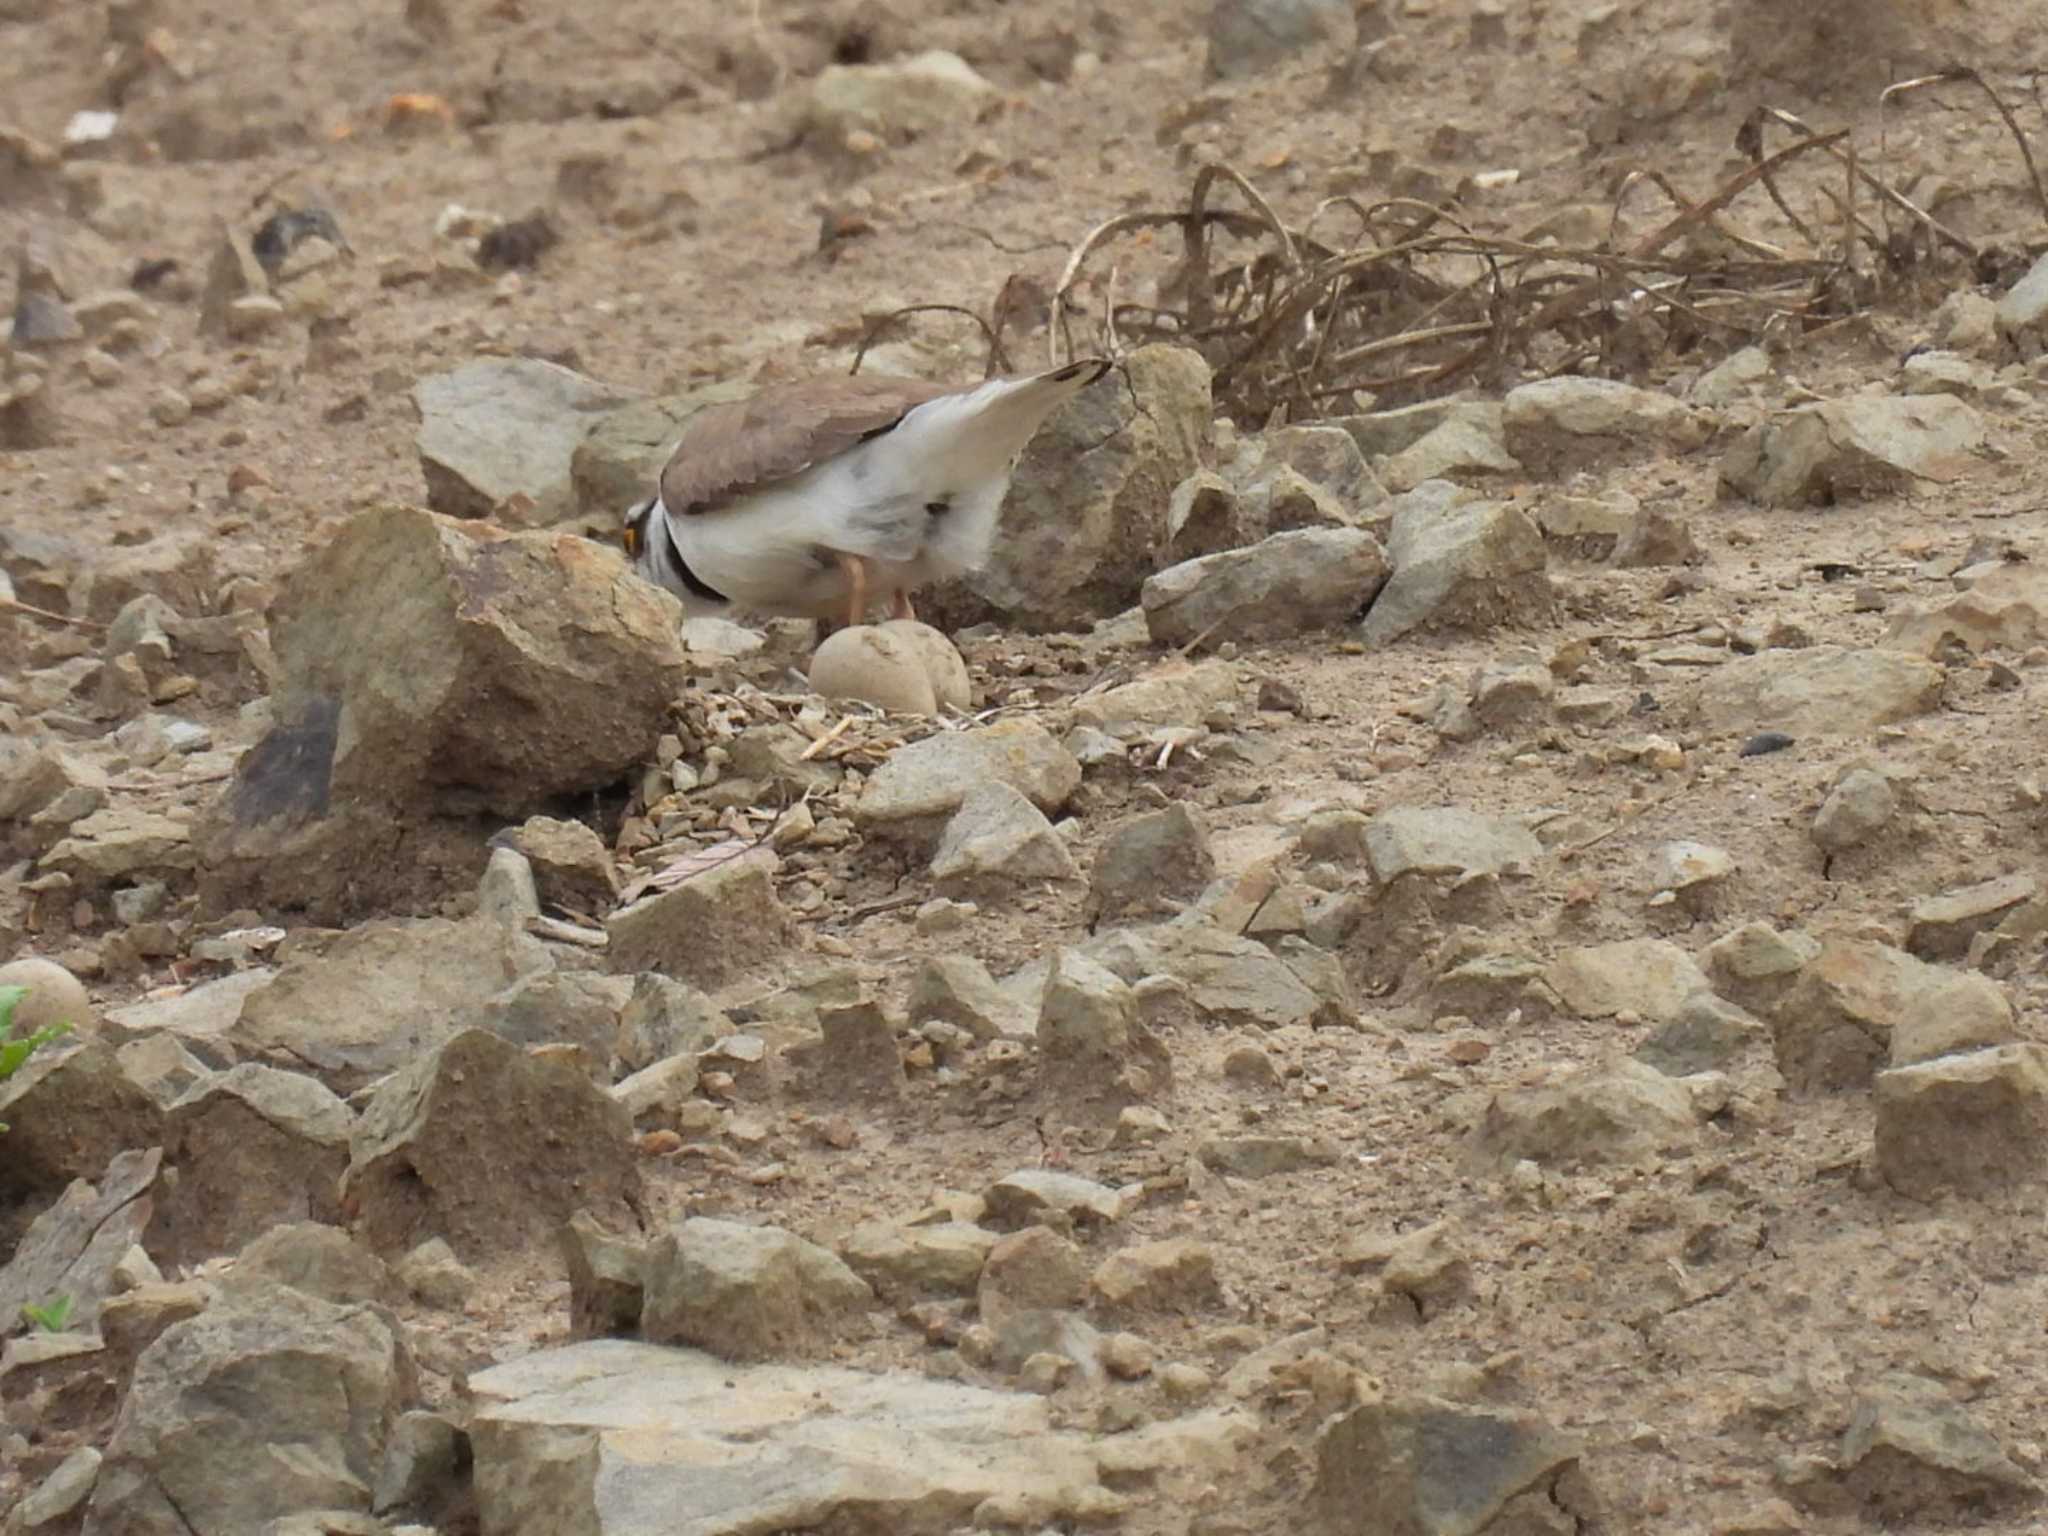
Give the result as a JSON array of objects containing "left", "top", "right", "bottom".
[{"left": 638, "top": 365, "right": 1101, "bottom": 622}]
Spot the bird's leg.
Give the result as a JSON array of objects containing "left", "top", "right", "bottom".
[
  {"left": 889, "top": 589, "right": 916, "bottom": 622},
  {"left": 835, "top": 551, "right": 869, "bottom": 630}
]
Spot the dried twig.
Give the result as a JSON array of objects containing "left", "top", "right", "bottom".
[{"left": 3, "top": 597, "right": 106, "bottom": 632}]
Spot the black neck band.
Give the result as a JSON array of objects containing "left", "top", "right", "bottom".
[{"left": 656, "top": 513, "right": 730, "bottom": 604}]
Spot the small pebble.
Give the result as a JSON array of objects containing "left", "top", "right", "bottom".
[{"left": 1738, "top": 731, "right": 1794, "bottom": 757}]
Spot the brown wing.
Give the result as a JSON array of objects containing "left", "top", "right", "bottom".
[{"left": 657, "top": 372, "right": 960, "bottom": 517}]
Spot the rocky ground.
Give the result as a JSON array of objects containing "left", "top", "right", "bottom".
[{"left": 7, "top": 0, "right": 2048, "bottom": 1532}]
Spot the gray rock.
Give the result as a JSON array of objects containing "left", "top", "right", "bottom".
[
  {"left": 150, "top": 1063, "right": 353, "bottom": 1267},
  {"left": 1364, "top": 805, "right": 1543, "bottom": 884},
  {"left": 909, "top": 953, "right": 1032, "bottom": 1041},
  {"left": 1207, "top": 0, "right": 1353, "bottom": 78},
  {"left": 978, "top": 1224, "right": 1088, "bottom": 1328},
  {"left": 1884, "top": 564, "right": 2048, "bottom": 657},
  {"left": 569, "top": 381, "right": 753, "bottom": 515},
  {"left": 199, "top": 506, "right": 688, "bottom": 921},
  {"left": 929, "top": 781, "right": 1080, "bottom": 898},
  {"left": 605, "top": 849, "right": 793, "bottom": 987},
  {"left": 1838, "top": 1373, "right": 2041, "bottom": 1515},
  {"left": 807, "top": 49, "right": 995, "bottom": 141},
  {"left": 0, "top": 1146, "right": 158, "bottom": 1338},
  {"left": 1718, "top": 395, "right": 1986, "bottom": 506},
  {"left": 1907, "top": 872, "right": 2041, "bottom": 962},
  {"left": 1254, "top": 464, "right": 1361, "bottom": 534},
  {"left": 490, "top": 814, "right": 618, "bottom": 912},
  {"left": 1995, "top": 249, "right": 2048, "bottom": 348},
  {"left": 1197, "top": 1135, "right": 1341, "bottom": 1177},
  {"left": 1336, "top": 396, "right": 1477, "bottom": 459},
  {"left": 12, "top": 1445, "right": 101, "bottom": 1528},
  {"left": 1068, "top": 661, "right": 1240, "bottom": 740},
  {"left": 1359, "top": 485, "right": 1550, "bottom": 647},
  {"left": 472, "top": 969, "right": 630, "bottom": 1066},
  {"left": 1812, "top": 766, "right": 1898, "bottom": 852},
  {"left": 1141, "top": 527, "right": 1388, "bottom": 645},
  {"left": 373, "top": 1409, "right": 465, "bottom": 1518},
  {"left": 1773, "top": 938, "right": 2014, "bottom": 1094},
  {"left": 1090, "top": 1237, "right": 1221, "bottom": 1316},
  {"left": 1164, "top": 469, "right": 1253, "bottom": 562},
  {"left": 1256, "top": 423, "right": 1380, "bottom": 510},
  {"left": 1089, "top": 921, "right": 1333, "bottom": 1031},
  {"left": 1313, "top": 1394, "right": 1593, "bottom": 1533},
  {"left": 615, "top": 972, "right": 729, "bottom": 1072},
  {"left": 1375, "top": 403, "right": 1520, "bottom": 492},
  {"left": 1544, "top": 938, "right": 1711, "bottom": 1024},
  {"left": 984, "top": 1168, "right": 1127, "bottom": 1230},
  {"left": 414, "top": 357, "right": 637, "bottom": 522},
  {"left": 476, "top": 844, "right": 539, "bottom": 926},
  {"left": 1692, "top": 345, "right": 1773, "bottom": 405},
  {"left": 1612, "top": 505, "right": 1703, "bottom": 568},
  {"left": 934, "top": 345, "right": 1209, "bottom": 629},
  {"left": 1470, "top": 1059, "right": 1698, "bottom": 1168},
  {"left": 1036, "top": 948, "right": 1171, "bottom": 1122},
  {"left": 343, "top": 1028, "right": 642, "bottom": 1261},
  {"left": 40, "top": 805, "right": 194, "bottom": 888},
  {"left": 1088, "top": 803, "right": 1215, "bottom": 926},
  {"left": 1694, "top": 645, "right": 1942, "bottom": 736},
  {"left": 233, "top": 915, "right": 550, "bottom": 1088},
  {"left": 234, "top": 1221, "right": 394, "bottom": 1307},
  {"left": 561, "top": 1210, "right": 650, "bottom": 1339},
  {"left": 1634, "top": 992, "right": 1767, "bottom": 1076},
  {"left": 840, "top": 1220, "right": 998, "bottom": 1302},
  {"left": 394, "top": 1236, "right": 476, "bottom": 1311},
  {"left": 0, "top": 1039, "right": 164, "bottom": 1207},
  {"left": 643, "top": 1217, "right": 874, "bottom": 1361},
  {"left": 1874, "top": 1045, "right": 2048, "bottom": 1200},
  {"left": 1900, "top": 349, "right": 1991, "bottom": 398},
  {"left": 84, "top": 1285, "right": 408, "bottom": 1535},
  {"left": 1503, "top": 376, "right": 1714, "bottom": 471},
  {"left": 857, "top": 720, "right": 1080, "bottom": 839},
  {"left": 464, "top": 1339, "right": 1111, "bottom": 1534},
  {"left": 785, "top": 1000, "right": 908, "bottom": 1106}
]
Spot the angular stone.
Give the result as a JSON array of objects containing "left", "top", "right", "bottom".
[
  {"left": 807, "top": 49, "right": 994, "bottom": 140},
  {"left": 1884, "top": 564, "right": 2048, "bottom": 658},
  {"left": 978, "top": 1225, "right": 1087, "bottom": 1326},
  {"left": 0, "top": 1146, "right": 158, "bottom": 1338},
  {"left": 1774, "top": 939, "right": 2014, "bottom": 1094},
  {"left": 929, "top": 781, "right": 1080, "bottom": 898},
  {"left": 149, "top": 1063, "right": 352, "bottom": 1266},
  {"left": 1718, "top": 396, "right": 1986, "bottom": 507},
  {"left": 1361, "top": 485, "right": 1550, "bottom": 647},
  {"left": 909, "top": 953, "right": 1032, "bottom": 1041},
  {"left": 1695, "top": 646, "right": 1942, "bottom": 736},
  {"left": 983, "top": 1168, "right": 1126, "bottom": 1231},
  {"left": 1375, "top": 404, "right": 1521, "bottom": 492},
  {"left": 1089, "top": 921, "right": 1332, "bottom": 1031},
  {"left": 839, "top": 1220, "right": 997, "bottom": 1302},
  {"left": 934, "top": 345, "right": 1209, "bottom": 629},
  {"left": 1874, "top": 1044, "right": 2048, "bottom": 1199},
  {"left": 1813, "top": 766, "right": 1898, "bottom": 852},
  {"left": 1207, "top": 0, "right": 1354, "bottom": 79},
  {"left": 857, "top": 720, "right": 1081, "bottom": 839},
  {"left": 465, "top": 1340, "right": 1110, "bottom": 1535},
  {"left": 84, "top": 1286, "right": 409, "bottom": 1535},
  {"left": 414, "top": 357, "right": 637, "bottom": 522},
  {"left": 1036, "top": 949, "right": 1170, "bottom": 1124},
  {"left": 1906, "top": 872, "right": 2040, "bottom": 962},
  {"left": 1312, "top": 1394, "right": 1592, "bottom": 1535},
  {"left": 561, "top": 1211, "right": 650, "bottom": 1340},
  {"left": 1502, "top": 376, "right": 1713, "bottom": 470},
  {"left": 642, "top": 1218, "right": 874, "bottom": 1361},
  {"left": 1545, "top": 939, "right": 1711, "bottom": 1024},
  {"left": 1470, "top": 1059, "right": 1698, "bottom": 1168},
  {"left": 1838, "top": 1373, "right": 2041, "bottom": 1516},
  {"left": 1090, "top": 1238, "right": 1222, "bottom": 1315},
  {"left": 1364, "top": 805, "right": 1542, "bottom": 884},
  {"left": 233, "top": 915, "right": 550, "bottom": 1088},
  {"left": 1067, "top": 661, "right": 1241, "bottom": 740},
  {"left": 1197, "top": 1134, "right": 1341, "bottom": 1178},
  {"left": 343, "top": 1028, "right": 642, "bottom": 1261},
  {"left": 491, "top": 814, "right": 618, "bottom": 912},
  {"left": 235, "top": 1221, "right": 394, "bottom": 1308},
  {"left": 1088, "top": 803, "right": 1215, "bottom": 926},
  {"left": 606, "top": 850, "right": 792, "bottom": 987},
  {"left": 0, "top": 1040, "right": 164, "bottom": 1206},
  {"left": 1141, "top": 528, "right": 1388, "bottom": 645}
]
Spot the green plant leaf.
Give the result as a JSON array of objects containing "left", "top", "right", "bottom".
[{"left": 21, "top": 1293, "right": 76, "bottom": 1332}]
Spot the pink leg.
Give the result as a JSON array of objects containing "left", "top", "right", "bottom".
[
  {"left": 889, "top": 589, "right": 916, "bottom": 622},
  {"left": 835, "top": 552, "right": 869, "bottom": 630}
]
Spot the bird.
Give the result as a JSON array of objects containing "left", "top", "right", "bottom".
[{"left": 621, "top": 356, "right": 1113, "bottom": 631}]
